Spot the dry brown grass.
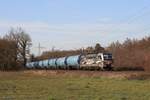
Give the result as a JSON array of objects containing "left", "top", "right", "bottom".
[{"left": 23, "top": 70, "right": 149, "bottom": 79}]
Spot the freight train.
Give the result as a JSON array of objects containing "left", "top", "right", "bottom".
[{"left": 26, "top": 53, "right": 113, "bottom": 70}]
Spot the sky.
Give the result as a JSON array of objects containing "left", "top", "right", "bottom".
[{"left": 0, "top": 0, "right": 150, "bottom": 55}]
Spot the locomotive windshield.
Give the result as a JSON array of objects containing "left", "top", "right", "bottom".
[{"left": 103, "top": 53, "right": 112, "bottom": 60}]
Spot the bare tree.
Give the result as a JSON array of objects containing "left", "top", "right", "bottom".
[
  {"left": 17, "top": 28, "right": 32, "bottom": 67},
  {"left": 0, "top": 38, "right": 18, "bottom": 70},
  {"left": 4, "top": 28, "right": 32, "bottom": 68},
  {"left": 4, "top": 28, "right": 20, "bottom": 62},
  {"left": 107, "top": 37, "right": 150, "bottom": 71}
]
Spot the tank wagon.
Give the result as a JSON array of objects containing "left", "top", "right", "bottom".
[{"left": 26, "top": 53, "right": 113, "bottom": 70}]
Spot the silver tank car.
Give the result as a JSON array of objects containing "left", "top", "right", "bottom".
[
  {"left": 56, "top": 57, "right": 67, "bottom": 69},
  {"left": 66, "top": 55, "right": 81, "bottom": 69},
  {"left": 48, "top": 59, "right": 57, "bottom": 69}
]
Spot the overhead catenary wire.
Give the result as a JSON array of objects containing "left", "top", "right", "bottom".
[{"left": 107, "top": 1, "right": 150, "bottom": 40}]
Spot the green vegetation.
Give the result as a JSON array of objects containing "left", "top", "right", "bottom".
[{"left": 0, "top": 71, "right": 150, "bottom": 100}]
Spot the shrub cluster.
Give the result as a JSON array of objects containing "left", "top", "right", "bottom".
[{"left": 107, "top": 37, "right": 150, "bottom": 71}]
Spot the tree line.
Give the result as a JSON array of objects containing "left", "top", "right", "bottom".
[
  {"left": 107, "top": 37, "right": 150, "bottom": 71},
  {"left": 0, "top": 28, "right": 31, "bottom": 70}
]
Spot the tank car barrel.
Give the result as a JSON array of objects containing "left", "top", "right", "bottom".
[
  {"left": 66, "top": 55, "right": 81, "bottom": 69},
  {"left": 48, "top": 58, "right": 57, "bottom": 69},
  {"left": 56, "top": 57, "right": 67, "bottom": 69}
]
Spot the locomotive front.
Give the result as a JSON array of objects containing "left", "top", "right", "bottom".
[{"left": 97, "top": 53, "right": 113, "bottom": 70}]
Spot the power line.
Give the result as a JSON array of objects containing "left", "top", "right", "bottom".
[
  {"left": 108, "top": 1, "right": 150, "bottom": 36},
  {"left": 115, "top": 0, "right": 150, "bottom": 25},
  {"left": 34, "top": 43, "right": 46, "bottom": 56},
  {"left": 126, "top": 6, "right": 150, "bottom": 24}
]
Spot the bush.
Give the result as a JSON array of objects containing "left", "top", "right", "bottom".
[
  {"left": 114, "top": 66, "right": 144, "bottom": 71},
  {"left": 108, "top": 37, "right": 150, "bottom": 71}
]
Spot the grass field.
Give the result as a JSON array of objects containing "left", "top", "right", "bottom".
[{"left": 0, "top": 70, "right": 150, "bottom": 100}]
